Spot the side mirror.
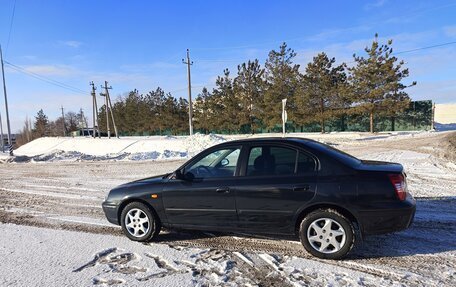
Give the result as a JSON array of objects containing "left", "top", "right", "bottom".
[
  {"left": 174, "top": 169, "right": 194, "bottom": 181},
  {"left": 220, "top": 158, "right": 229, "bottom": 166},
  {"left": 184, "top": 172, "right": 195, "bottom": 181},
  {"left": 174, "top": 169, "right": 184, "bottom": 180}
]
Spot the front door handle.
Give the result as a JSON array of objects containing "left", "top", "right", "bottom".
[
  {"left": 293, "top": 185, "right": 310, "bottom": 192},
  {"left": 216, "top": 187, "right": 230, "bottom": 194}
]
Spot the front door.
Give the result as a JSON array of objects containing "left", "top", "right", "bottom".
[{"left": 163, "top": 146, "right": 242, "bottom": 229}]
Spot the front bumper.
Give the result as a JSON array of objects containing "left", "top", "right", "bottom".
[{"left": 102, "top": 201, "right": 120, "bottom": 225}]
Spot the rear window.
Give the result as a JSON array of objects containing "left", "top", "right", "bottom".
[{"left": 305, "top": 140, "right": 361, "bottom": 167}]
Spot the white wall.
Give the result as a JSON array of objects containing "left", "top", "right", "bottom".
[{"left": 435, "top": 104, "right": 456, "bottom": 124}]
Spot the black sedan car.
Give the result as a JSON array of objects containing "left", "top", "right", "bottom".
[{"left": 102, "top": 137, "right": 416, "bottom": 259}]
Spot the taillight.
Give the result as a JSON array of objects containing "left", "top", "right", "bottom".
[{"left": 388, "top": 174, "right": 407, "bottom": 201}]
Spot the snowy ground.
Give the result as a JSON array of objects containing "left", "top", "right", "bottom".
[{"left": 0, "top": 131, "right": 455, "bottom": 286}]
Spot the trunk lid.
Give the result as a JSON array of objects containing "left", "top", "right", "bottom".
[{"left": 356, "top": 160, "right": 404, "bottom": 173}]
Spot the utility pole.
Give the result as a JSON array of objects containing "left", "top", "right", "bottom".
[
  {"left": 107, "top": 92, "right": 118, "bottom": 139},
  {"left": 100, "top": 85, "right": 110, "bottom": 139},
  {"left": 0, "top": 45, "right": 12, "bottom": 155},
  {"left": 0, "top": 111, "right": 4, "bottom": 152},
  {"left": 182, "top": 49, "right": 194, "bottom": 135},
  {"left": 100, "top": 81, "right": 118, "bottom": 138},
  {"left": 90, "top": 81, "right": 100, "bottom": 138},
  {"left": 282, "top": 99, "right": 287, "bottom": 137},
  {"left": 79, "top": 108, "right": 88, "bottom": 136},
  {"left": 61, "top": 106, "right": 66, "bottom": 137}
]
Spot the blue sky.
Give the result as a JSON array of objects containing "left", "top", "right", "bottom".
[{"left": 1, "top": 0, "right": 455, "bottom": 131}]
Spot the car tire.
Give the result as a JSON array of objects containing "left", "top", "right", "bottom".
[
  {"left": 120, "top": 202, "right": 160, "bottom": 242},
  {"left": 299, "top": 209, "right": 354, "bottom": 260}
]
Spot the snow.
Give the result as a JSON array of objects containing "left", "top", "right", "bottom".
[
  {"left": 8, "top": 130, "right": 456, "bottom": 198},
  {"left": 3, "top": 218, "right": 454, "bottom": 286},
  {"left": 1, "top": 131, "right": 455, "bottom": 286},
  {"left": 12, "top": 133, "right": 227, "bottom": 162},
  {"left": 10, "top": 131, "right": 436, "bottom": 162},
  {"left": 0, "top": 223, "right": 196, "bottom": 286}
]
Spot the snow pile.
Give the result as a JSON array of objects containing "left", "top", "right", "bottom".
[
  {"left": 182, "top": 133, "right": 226, "bottom": 156},
  {"left": 5, "top": 130, "right": 448, "bottom": 163},
  {"left": 11, "top": 133, "right": 226, "bottom": 162}
]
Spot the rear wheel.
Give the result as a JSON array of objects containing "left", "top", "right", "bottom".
[
  {"left": 299, "top": 209, "right": 354, "bottom": 259},
  {"left": 120, "top": 202, "right": 160, "bottom": 242}
]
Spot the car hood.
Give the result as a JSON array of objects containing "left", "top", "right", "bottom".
[
  {"left": 118, "top": 173, "right": 169, "bottom": 188},
  {"left": 356, "top": 160, "right": 403, "bottom": 173}
]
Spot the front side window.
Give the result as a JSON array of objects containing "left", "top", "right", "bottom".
[{"left": 185, "top": 147, "right": 241, "bottom": 179}]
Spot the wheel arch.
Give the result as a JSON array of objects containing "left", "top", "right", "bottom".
[
  {"left": 294, "top": 203, "right": 359, "bottom": 235},
  {"left": 117, "top": 197, "right": 161, "bottom": 226}
]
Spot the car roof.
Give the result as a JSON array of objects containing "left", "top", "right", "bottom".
[
  {"left": 213, "top": 136, "right": 361, "bottom": 167},
  {"left": 215, "top": 137, "right": 319, "bottom": 146}
]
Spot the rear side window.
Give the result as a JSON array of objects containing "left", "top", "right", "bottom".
[
  {"left": 246, "top": 146, "right": 315, "bottom": 176},
  {"left": 297, "top": 151, "right": 317, "bottom": 174}
]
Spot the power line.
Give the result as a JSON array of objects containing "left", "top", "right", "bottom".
[
  {"left": 393, "top": 41, "right": 456, "bottom": 55},
  {"left": 3, "top": 60, "right": 87, "bottom": 95},
  {"left": 197, "top": 59, "right": 241, "bottom": 63},
  {"left": 344, "top": 40, "right": 456, "bottom": 65},
  {"left": 5, "top": 0, "right": 17, "bottom": 55},
  {"left": 168, "top": 84, "right": 213, "bottom": 94},
  {"left": 190, "top": 3, "right": 456, "bottom": 53}
]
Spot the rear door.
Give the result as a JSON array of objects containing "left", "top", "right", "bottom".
[
  {"left": 162, "top": 145, "right": 242, "bottom": 228},
  {"left": 233, "top": 144, "right": 317, "bottom": 234}
]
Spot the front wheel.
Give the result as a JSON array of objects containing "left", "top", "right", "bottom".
[
  {"left": 120, "top": 202, "right": 160, "bottom": 242},
  {"left": 299, "top": 209, "right": 354, "bottom": 260}
]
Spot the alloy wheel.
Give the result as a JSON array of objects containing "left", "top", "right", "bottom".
[
  {"left": 306, "top": 218, "right": 346, "bottom": 254},
  {"left": 124, "top": 208, "right": 150, "bottom": 238}
]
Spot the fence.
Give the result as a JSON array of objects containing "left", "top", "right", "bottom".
[{"left": 111, "top": 100, "right": 434, "bottom": 136}]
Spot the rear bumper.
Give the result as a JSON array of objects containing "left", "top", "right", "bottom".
[
  {"left": 102, "top": 201, "right": 120, "bottom": 225},
  {"left": 358, "top": 196, "right": 416, "bottom": 235}
]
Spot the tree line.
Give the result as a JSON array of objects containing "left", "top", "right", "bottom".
[
  {"left": 17, "top": 34, "right": 416, "bottom": 144},
  {"left": 16, "top": 108, "right": 88, "bottom": 146},
  {"left": 191, "top": 34, "right": 414, "bottom": 134}
]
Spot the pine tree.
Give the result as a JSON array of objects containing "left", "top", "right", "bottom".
[
  {"left": 263, "top": 42, "right": 301, "bottom": 130},
  {"left": 145, "top": 87, "right": 166, "bottom": 135},
  {"left": 297, "top": 53, "right": 347, "bottom": 133},
  {"left": 348, "top": 34, "right": 415, "bottom": 133},
  {"left": 33, "top": 109, "right": 49, "bottom": 138},
  {"left": 123, "top": 90, "right": 147, "bottom": 134},
  {"left": 162, "top": 94, "right": 179, "bottom": 134},
  {"left": 176, "top": 97, "right": 189, "bottom": 134},
  {"left": 194, "top": 87, "right": 213, "bottom": 134},
  {"left": 234, "top": 59, "right": 265, "bottom": 133},
  {"left": 212, "top": 69, "right": 239, "bottom": 133}
]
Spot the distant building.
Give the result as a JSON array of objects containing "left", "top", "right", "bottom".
[
  {"left": 434, "top": 103, "right": 456, "bottom": 131},
  {"left": 70, "top": 129, "right": 114, "bottom": 137},
  {"left": 1, "top": 134, "right": 16, "bottom": 145}
]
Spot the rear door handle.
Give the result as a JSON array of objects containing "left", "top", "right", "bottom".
[
  {"left": 293, "top": 185, "right": 310, "bottom": 192},
  {"left": 216, "top": 187, "right": 230, "bottom": 194}
]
